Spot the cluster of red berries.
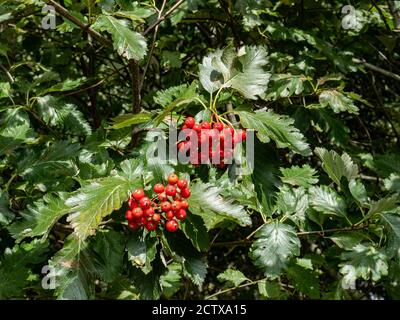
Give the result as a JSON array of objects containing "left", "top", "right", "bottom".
[
  {"left": 125, "top": 173, "right": 191, "bottom": 232},
  {"left": 177, "top": 116, "right": 247, "bottom": 168}
]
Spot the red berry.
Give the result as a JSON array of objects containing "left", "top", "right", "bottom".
[
  {"left": 161, "top": 201, "right": 172, "bottom": 212},
  {"left": 125, "top": 210, "right": 134, "bottom": 221},
  {"left": 146, "top": 221, "right": 158, "bottom": 231},
  {"left": 139, "top": 196, "right": 151, "bottom": 209},
  {"left": 152, "top": 213, "right": 161, "bottom": 222},
  {"left": 240, "top": 129, "right": 247, "bottom": 141},
  {"left": 174, "top": 195, "right": 183, "bottom": 201},
  {"left": 132, "top": 189, "right": 145, "bottom": 200},
  {"left": 218, "top": 162, "right": 226, "bottom": 169},
  {"left": 177, "top": 179, "right": 188, "bottom": 190},
  {"left": 176, "top": 209, "right": 187, "bottom": 220},
  {"left": 168, "top": 173, "right": 179, "bottom": 185},
  {"left": 139, "top": 217, "right": 147, "bottom": 225},
  {"left": 132, "top": 207, "right": 143, "bottom": 219},
  {"left": 180, "top": 200, "right": 189, "bottom": 209},
  {"left": 165, "top": 220, "right": 179, "bottom": 232},
  {"left": 128, "top": 198, "right": 138, "bottom": 209},
  {"left": 199, "top": 133, "right": 209, "bottom": 146},
  {"left": 128, "top": 221, "right": 140, "bottom": 230},
  {"left": 178, "top": 141, "right": 186, "bottom": 153},
  {"left": 180, "top": 188, "right": 191, "bottom": 198},
  {"left": 171, "top": 200, "right": 182, "bottom": 211},
  {"left": 184, "top": 117, "right": 195, "bottom": 129},
  {"left": 165, "top": 184, "right": 177, "bottom": 197},
  {"left": 153, "top": 183, "right": 164, "bottom": 194},
  {"left": 201, "top": 121, "right": 211, "bottom": 130},
  {"left": 224, "top": 149, "right": 233, "bottom": 159},
  {"left": 185, "top": 129, "right": 197, "bottom": 141},
  {"left": 213, "top": 122, "right": 224, "bottom": 131},
  {"left": 158, "top": 192, "right": 168, "bottom": 201},
  {"left": 193, "top": 123, "right": 201, "bottom": 133},
  {"left": 199, "top": 150, "right": 210, "bottom": 164},
  {"left": 144, "top": 207, "right": 155, "bottom": 218},
  {"left": 165, "top": 210, "right": 175, "bottom": 220},
  {"left": 234, "top": 130, "right": 246, "bottom": 144}
]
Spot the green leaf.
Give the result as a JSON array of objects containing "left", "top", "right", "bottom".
[
  {"left": 381, "top": 213, "right": 400, "bottom": 259},
  {"left": 340, "top": 244, "right": 389, "bottom": 282},
  {"left": 126, "top": 234, "right": 158, "bottom": 274},
  {"left": 181, "top": 214, "right": 210, "bottom": 252},
  {"left": 249, "top": 221, "right": 301, "bottom": 278},
  {"left": 237, "top": 109, "right": 311, "bottom": 156},
  {"left": 66, "top": 174, "right": 140, "bottom": 241},
  {"left": 159, "top": 262, "right": 182, "bottom": 298},
  {"left": 92, "top": 15, "right": 147, "bottom": 60},
  {"left": 315, "top": 148, "right": 358, "bottom": 185},
  {"left": 280, "top": 165, "right": 318, "bottom": 188},
  {"left": 275, "top": 186, "right": 308, "bottom": 227},
  {"left": 199, "top": 46, "right": 270, "bottom": 99},
  {"left": 309, "top": 185, "right": 347, "bottom": 217},
  {"left": 286, "top": 263, "right": 320, "bottom": 299},
  {"left": 258, "top": 281, "right": 288, "bottom": 299},
  {"left": 329, "top": 232, "right": 370, "bottom": 250},
  {"left": 319, "top": 90, "right": 359, "bottom": 114},
  {"left": 42, "top": 77, "right": 88, "bottom": 94},
  {"left": 108, "top": 113, "right": 151, "bottom": 129},
  {"left": 11, "top": 193, "right": 70, "bottom": 242},
  {"left": 163, "top": 232, "right": 207, "bottom": 287},
  {"left": 189, "top": 181, "right": 251, "bottom": 230},
  {"left": 217, "top": 269, "right": 249, "bottom": 287},
  {"left": 49, "top": 236, "right": 95, "bottom": 300},
  {"left": 0, "top": 191, "right": 14, "bottom": 226},
  {"left": 37, "top": 96, "right": 91, "bottom": 136},
  {"left": 0, "top": 124, "right": 36, "bottom": 155},
  {"left": 17, "top": 141, "right": 80, "bottom": 187},
  {"left": 348, "top": 179, "right": 368, "bottom": 205},
  {"left": 91, "top": 230, "right": 125, "bottom": 282},
  {"left": 266, "top": 74, "right": 305, "bottom": 100},
  {"left": 153, "top": 83, "right": 199, "bottom": 125},
  {"left": 383, "top": 173, "right": 400, "bottom": 193},
  {"left": 366, "top": 195, "right": 399, "bottom": 218},
  {"left": 0, "top": 240, "right": 49, "bottom": 299}
]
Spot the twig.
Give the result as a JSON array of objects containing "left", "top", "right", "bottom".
[
  {"left": 140, "top": 0, "right": 167, "bottom": 89},
  {"left": 205, "top": 278, "right": 266, "bottom": 300},
  {"left": 143, "top": 0, "right": 185, "bottom": 35},
  {"left": 371, "top": 74, "right": 400, "bottom": 146},
  {"left": 0, "top": 64, "right": 14, "bottom": 83},
  {"left": 226, "top": 101, "right": 238, "bottom": 127},
  {"left": 388, "top": 0, "right": 400, "bottom": 30},
  {"left": 45, "top": 0, "right": 111, "bottom": 47},
  {"left": 218, "top": 0, "right": 241, "bottom": 48},
  {"left": 353, "top": 57, "right": 400, "bottom": 82},
  {"left": 212, "top": 224, "right": 370, "bottom": 247},
  {"left": 129, "top": 59, "right": 141, "bottom": 147},
  {"left": 371, "top": 0, "right": 391, "bottom": 32}
]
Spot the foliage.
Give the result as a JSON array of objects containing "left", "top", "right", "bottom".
[{"left": 0, "top": 0, "right": 400, "bottom": 300}]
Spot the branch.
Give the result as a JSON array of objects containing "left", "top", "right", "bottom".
[
  {"left": 211, "top": 224, "right": 369, "bottom": 247},
  {"left": 353, "top": 57, "right": 400, "bottom": 82},
  {"left": 143, "top": 0, "right": 185, "bottom": 35},
  {"left": 0, "top": 64, "right": 14, "bottom": 83},
  {"left": 388, "top": 0, "right": 400, "bottom": 30},
  {"left": 128, "top": 59, "right": 141, "bottom": 147},
  {"left": 205, "top": 278, "right": 267, "bottom": 300},
  {"left": 141, "top": 0, "right": 167, "bottom": 89},
  {"left": 45, "top": 0, "right": 111, "bottom": 47}
]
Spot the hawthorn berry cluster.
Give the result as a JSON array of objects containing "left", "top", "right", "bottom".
[
  {"left": 177, "top": 116, "right": 247, "bottom": 168},
  {"left": 125, "top": 173, "right": 191, "bottom": 232}
]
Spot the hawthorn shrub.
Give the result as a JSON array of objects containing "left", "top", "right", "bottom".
[{"left": 0, "top": 0, "right": 400, "bottom": 300}]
